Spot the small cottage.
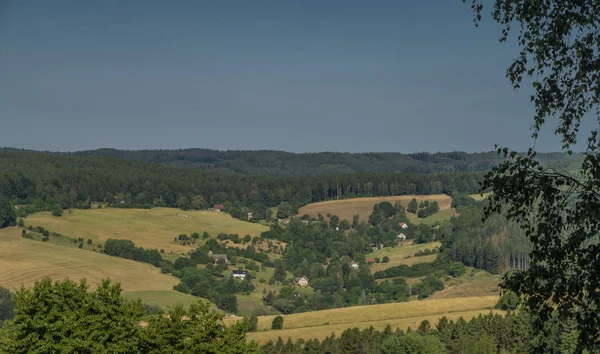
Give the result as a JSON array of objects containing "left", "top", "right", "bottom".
[
  {"left": 212, "top": 254, "right": 228, "bottom": 264},
  {"left": 399, "top": 222, "right": 408, "bottom": 229},
  {"left": 231, "top": 270, "right": 248, "bottom": 279},
  {"left": 397, "top": 233, "right": 407, "bottom": 241},
  {"left": 296, "top": 276, "right": 309, "bottom": 287},
  {"left": 350, "top": 261, "right": 359, "bottom": 269}
]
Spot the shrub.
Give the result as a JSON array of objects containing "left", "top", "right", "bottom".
[
  {"left": 87, "top": 239, "right": 92, "bottom": 245},
  {"left": 41, "top": 236, "right": 49, "bottom": 242},
  {"left": 78, "top": 243, "right": 83, "bottom": 249},
  {"left": 382, "top": 256, "right": 390, "bottom": 263},
  {"left": 271, "top": 315, "right": 284, "bottom": 330},
  {"left": 17, "top": 219, "right": 24, "bottom": 227},
  {"left": 51, "top": 205, "right": 63, "bottom": 217}
]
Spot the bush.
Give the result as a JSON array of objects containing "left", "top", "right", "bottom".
[
  {"left": 271, "top": 315, "right": 284, "bottom": 330},
  {"left": 78, "top": 243, "right": 83, "bottom": 249},
  {"left": 496, "top": 291, "right": 520, "bottom": 310},
  {"left": 41, "top": 236, "right": 49, "bottom": 242},
  {"left": 17, "top": 219, "right": 24, "bottom": 227},
  {"left": 51, "top": 205, "right": 63, "bottom": 217},
  {"left": 382, "top": 256, "right": 390, "bottom": 263},
  {"left": 87, "top": 239, "right": 92, "bottom": 245}
]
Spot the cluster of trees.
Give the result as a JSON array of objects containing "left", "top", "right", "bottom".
[
  {"left": 0, "top": 278, "right": 257, "bottom": 353},
  {"left": 438, "top": 195, "right": 531, "bottom": 275},
  {"left": 172, "top": 267, "right": 254, "bottom": 313},
  {"left": 57, "top": 147, "right": 580, "bottom": 176},
  {"left": 373, "top": 256, "right": 465, "bottom": 281},
  {"left": 260, "top": 310, "right": 588, "bottom": 354},
  {"left": 103, "top": 239, "right": 164, "bottom": 267}
]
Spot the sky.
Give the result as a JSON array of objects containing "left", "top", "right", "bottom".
[{"left": 0, "top": 0, "right": 573, "bottom": 153}]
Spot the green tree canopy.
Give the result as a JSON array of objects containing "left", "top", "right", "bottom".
[
  {"left": 407, "top": 198, "right": 418, "bottom": 214},
  {"left": 467, "top": 0, "right": 600, "bottom": 349}
]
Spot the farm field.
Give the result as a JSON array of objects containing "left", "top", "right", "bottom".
[
  {"left": 297, "top": 195, "right": 453, "bottom": 223},
  {"left": 429, "top": 268, "right": 501, "bottom": 300},
  {"left": 469, "top": 192, "right": 492, "bottom": 201},
  {"left": 366, "top": 241, "right": 441, "bottom": 273},
  {"left": 407, "top": 207, "right": 456, "bottom": 225},
  {"left": 0, "top": 227, "right": 194, "bottom": 308},
  {"left": 25, "top": 207, "right": 268, "bottom": 254},
  {"left": 246, "top": 296, "right": 501, "bottom": 343}
]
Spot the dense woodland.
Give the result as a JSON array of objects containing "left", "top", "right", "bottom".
[
  {"left": 0, "top": 150, "right": 483, "bottom": 219},
  {"left": 1, "top": 147, "right": 581, "bottom": 176}
]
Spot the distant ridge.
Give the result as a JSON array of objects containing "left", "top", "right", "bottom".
[{"left": 0, "top": 147, "right": 581, "bottom": 176}]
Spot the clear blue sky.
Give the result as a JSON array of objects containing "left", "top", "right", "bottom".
[{"left": 0, "top": 0, "right": 567, "bottom": 152}]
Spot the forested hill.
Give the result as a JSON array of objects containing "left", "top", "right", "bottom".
[
  {"left": 0, "top": 150, "right": 484, "bottom": 213},
  {"left": 1, "top": 148, "right": 580, "bottom": 176}
]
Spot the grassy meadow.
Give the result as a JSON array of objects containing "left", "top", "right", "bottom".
[
  {"left": 297, "top": 195, "right": 453, "bottom": 224},
  {"left": 0, "top": 227, "right": 196, "bottom": 308},
  {"left": 246, "top": 296, "right": 501, "bottom": 343},
  {"left": 366, "top": 241, "right": 441, "bottom": 273},
  {"left": 25, "top": 207, "right": 268, "bottom": 254}
]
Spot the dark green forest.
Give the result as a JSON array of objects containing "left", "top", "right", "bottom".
[
  {"left": 0, "top": 150, "right": 483, "bottom": 218},
  {"left": 0, "top": 147, "right": 582, "bottom": 176}
]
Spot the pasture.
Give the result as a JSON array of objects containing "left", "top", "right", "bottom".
[
  {"left": 25, "top": 207, "right": 268, "bottom": 254},
  {"left": 0, "top": 227, "right": 194, "bottom": 308},
  {"left": 366, "top": 241, "right": 441, "bottom": 273},
  {"left": 246, "top": 296, "right": 501, "bottom": 343},
  {"left": 297, "top": 195, "right": 453, "bottom": 224}
]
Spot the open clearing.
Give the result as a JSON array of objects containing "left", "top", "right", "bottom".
[
  {"left": 0, "top": 227, "right": 192, "bottom": 308},
  {"left": 366, "top": 241, "right": 441, "bottom": 273},
  {"left": 408, "top": 207, "right": 456, "bottom": 225},
  {"left": 297, "top": 195, "right": 452, "bottom": 223},
  {"left": 246, "top": 296, "right": 501, "bottom": 343},
  {"left": 469, "top": 192, "right": 492, "bottom": 201},
  {"left": 429, "top": 268, "right": 501, "bottom": 299},
  {"left": 25, "top": 207, "right": 268, "bottom": 254}
]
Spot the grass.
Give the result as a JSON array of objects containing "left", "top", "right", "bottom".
[
  {"left": 408, "top": 208, "right": 457, "bottom": 225},
  {"left": 245, "top": 296, "right": 501, "bottom": 343},
  {"left": 366, "top": 241, "right": 441, "bottom": 273},
  {"left": 469, "top": 192, "right": 492, "bottom": 201},
  {"left": 429, "top": 268, "right": 501, "bottom": 300},
  {"left": 122, "top": 290, "right": 219, "bottom": 312},
  {"left": 25, "top": 207, "right": 268, "bottom": 254},
  {"left": 297, "top": 195, "right": 452, "bottom": 223}
]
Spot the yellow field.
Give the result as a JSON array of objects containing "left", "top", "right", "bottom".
[
  {"left": 429, "top": 268, "right": 501, "bottom": 299},
  {"left": 297, "top": 195, "right": 452, "bottom": 223},
  {"left": 367, "top": 241, "right": 441, "bottom": 273},
  {"left": 408, "top": 207, "right": 456, "bottom": 225},
  {"left": 25, "top": 207, "right": 268, "bottom": 254},
  {"left": 469, "top": 192, "right": 492, "bottom": 201},
  {"left": 247, "top": 296, "right": 501, "bottom": 343},
  {"left": 0, "top": 228, "right": 187, "bottom": 304}
]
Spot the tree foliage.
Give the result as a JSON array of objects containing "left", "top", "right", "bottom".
[{"left": 466, "top": 0, "right": 600, "bottom": 349}]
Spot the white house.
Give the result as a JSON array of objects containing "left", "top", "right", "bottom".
[
  {"left": 350, "top": 261, "right": 359, "bottom": 269},
  {"left": 231, "top": 270, "right": 248, "bottom": 279},
  {"left": 397, "top": 233, "right": 407, "bottom": 241},
  {"left": 296, "top": 276, "right": 309, "bottom": 286},
  {"left": 399, "top": 222, "right": 408, "bottom": 229}
]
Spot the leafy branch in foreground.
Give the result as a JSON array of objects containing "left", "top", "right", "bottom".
[{"left": 466, "top": 0, "right": 600, "bottom": 350}]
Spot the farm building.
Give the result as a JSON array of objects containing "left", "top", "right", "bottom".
[
  {"left": 231, "top": 270, "right": 248, "bottom": 279},
  {"left": 296, "top": 276, "right": 309, "bottom": 287},
  {"left": 212, "top": 204, "right": 225, "bottom": 212},
  {"left": 212, "top": 254, "right": 228, "bottom": 264}
]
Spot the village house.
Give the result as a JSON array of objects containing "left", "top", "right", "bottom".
[
  {"left": 366, "top": 258, "right": 376, "bottom": 264},
  {"left": 397, "top": 233, "right": 407, "bottom": 241},
  {"left": 399, "top": 222, "right": 408, "bottom": 229},
  {"left": 247, "top": 212, "right": 253, "bottom": 220},
  {"left": 212, "top": 254, "right": 228, "bottom": 264},
  {"left": 296, "top": 276, "right": 309, "bottom": 287},
  {"left": 231, "top": 270, "right": 248, "bottom": 279},
  {"left": 453, "top": 212, "right": 461, "bottom": 218},
  {"left": 212, "top": 204, "right": 225, "bottom": 212},
  {"left": 350, "top": 261, "right": 359, "bottom": 269}
]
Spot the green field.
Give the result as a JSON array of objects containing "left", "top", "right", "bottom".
[
  {"left": 0, "top": 227, "right": 197, "bottom": 309},
  {"left": 297, "top": 195, "right": 452, "bottom": 223},
  {"left": 122, "top": 290, "right": 219, "bottom": 312},
  {"left": 408, "top": 207, "right": 457, "bottom": 225},
  {"left": 245, "top": 296, "right": 501, "bottom": 343},
  {"left": 366, "top": 241, "right": 441, "bottom": 273},
  {"left": 468, "top": 192, "right": 492, "bottom": 201},
  {"left": 25, "top": 207, "right": 268, "bottom": 254}
]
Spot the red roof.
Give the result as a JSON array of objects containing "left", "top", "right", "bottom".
[
  {"left": 213, "top": 204, "right": 225, "bottom": 210},
  {"left": 453, "top": 212, "right": 461, "bottom": 218},
  {"left": 366, "top": 258, "right": 376, "bottom": 264}
]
